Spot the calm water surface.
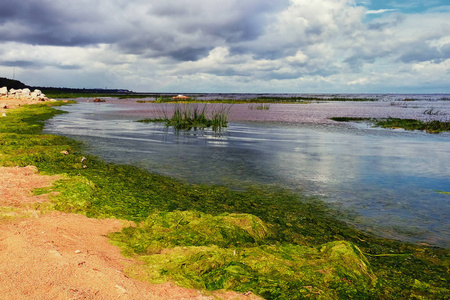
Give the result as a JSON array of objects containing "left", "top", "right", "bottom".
[{"left": 45, "top": 100, "right": 450, "bottom": 247}]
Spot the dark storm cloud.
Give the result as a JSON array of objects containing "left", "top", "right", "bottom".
[
  {"left": 1, "top": 0, "right": 289, "bottom": 61},
  {"left": 168, "top": 47, "right": 213, "bottom": 61},
  {"left": 0, "top": 0, "right": 117, "bottom": 46},
  {"left": 116, "top": 0, "right": 290, "bottom": 61},
  {"left": 0, "top": 59, "right": 81, "bottom": 70},
  {"left": 399, "top": 47, "right": 442, "bottom": 63},
  {"left": 0, "top": 60, "right": 38, "bottom": 68}
]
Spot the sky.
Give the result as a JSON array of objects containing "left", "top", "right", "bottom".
[{"left": 1, "top": 0, "right": 449, "bottom": 93}]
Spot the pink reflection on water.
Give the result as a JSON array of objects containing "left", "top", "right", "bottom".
[{"left": 81, "top": 98, "right": 450, "bottom": 125}]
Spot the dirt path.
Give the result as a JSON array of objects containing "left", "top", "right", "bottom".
[{"left": 0, "top": 153, "right": 260, "bottom": 298}]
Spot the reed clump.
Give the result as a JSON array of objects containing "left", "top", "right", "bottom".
[{"left": 138, "top": 103, "right": 230, "bottom": 131}]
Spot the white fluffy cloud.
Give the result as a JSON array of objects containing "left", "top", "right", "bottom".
[{"left": 0, "top": 0, "right": 449, "bottom": 92}]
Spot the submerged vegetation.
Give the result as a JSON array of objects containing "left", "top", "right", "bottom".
[
  {"left": 1, "top": 103, "right": 449, "bottom": 299},
  {"left": 137, "top": 103, "right": 230, "bottom": 131},
  {"left": 249, "top": 103, "right": 270, "bottom": 110},
  {"left": 330, "top": 117, "right": 450, "bottom": 133}
]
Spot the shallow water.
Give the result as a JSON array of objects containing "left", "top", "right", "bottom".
[{"left": 45, "top": 99, "right": 450, "bottom": 247}]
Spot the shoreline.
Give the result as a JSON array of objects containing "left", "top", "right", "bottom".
[
  {"left": 1, "top": 100, "right": 449, "bottom": 299},
  {"left": 0, "top": 102, "right": 261, "bottom": 299}
]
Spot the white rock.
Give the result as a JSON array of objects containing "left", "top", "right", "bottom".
[
  {"left": 22, "top": 88, "right": 31, "bottom": 97},
  {"left": 0, "top": 87, "right": 7, "bottom": 95},
  {"left": 30, "top": 91, "right": 39, "bottom": 99},
  {"left": 9, "top": 88, "right": 17, "bottom": 94}
]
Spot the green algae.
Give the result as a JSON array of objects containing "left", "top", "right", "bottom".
[
  {"left": 110, "top": 211, "right": 273, "bottom": 255},
  {"left": 111, "top": 210, "right": 376, "bottom": 299},
  {"left": 1, "top": 103, "right": 449, "bottom": 299},
  {"left": 435, "top": 190, "right": 450, "bottom": 195}
]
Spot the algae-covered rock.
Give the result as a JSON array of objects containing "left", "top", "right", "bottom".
[
  {"left": 122, "top": 242, "right": 376, "bottom": 299},
  {"left": 111, "top": 210, "right": 273, "bottom": 254},
  {"left": 110, "top": 210, "right": 377, "bottom": 299},
  {"left": 320, "top": 241, "right": 375, "bottom": 281}
]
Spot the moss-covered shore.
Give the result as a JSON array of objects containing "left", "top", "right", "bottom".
[{"left": 1, "top": 103, "right": 449, "bottom": 299}]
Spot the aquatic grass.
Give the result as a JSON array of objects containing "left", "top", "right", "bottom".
[
  {"left": 137, "top": 103, "right": 230, "bottom": 132},
  {"left": 249, "top": 104, "right": 270, "bottom": 110},
  {"left": 375, "top": 118, "right": 450, "bottom": 133},
  {"left": 1, "top": 103, "right": 449, "bottom": 299},
  {"left": 330, "top": 117, "right": 450, "bottom": 133},
  {"left": 435, "top": 190, "right": 450, "bottom": 195}
]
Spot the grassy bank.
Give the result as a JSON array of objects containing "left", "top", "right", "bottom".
[
  {"left": 1, "top": 103, "right": 449, "bottom": 299},
  {"left": 330, "top": 117, "right": 450, "bottom": 133}
]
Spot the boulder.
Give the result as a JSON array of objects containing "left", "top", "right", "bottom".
[
  {"left": 1, "top": 87, "right": 51, "bottom": 102},
  {"left": 22, "top": 88, "right": 31, "bottom": 97},
  {"left": 0, "top": 86, "right": 7, "bottom": 95}
]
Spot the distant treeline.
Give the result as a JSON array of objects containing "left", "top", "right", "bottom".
[
  {"left": 0, "top": 77, "right": 28, "bottom": 89},
  {"left": 0, "top": 77, "right": 131, "bottom": 94}
]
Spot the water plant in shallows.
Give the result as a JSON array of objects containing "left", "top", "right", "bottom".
[
  {"left": 137, "top": 103, "right": 230, "bottom": 132},
  {"left": 330, "top": 117, "right": 450, "bottom": 133},
  {"left": 435, "top": 190, "right": 450, "bottom": 195},
  {"left": 248, "top": 104, "right": 270, "bottom": 110}
]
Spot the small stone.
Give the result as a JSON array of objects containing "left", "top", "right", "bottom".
[
  {"left": 75, "top": 250, "right": 82, "bottom": 254},
  {"left": 60, "top": 151, "right": 69, "bottom": 155},
  {"left": 115, "top": 285, "right": 127, "bottom": 294}
]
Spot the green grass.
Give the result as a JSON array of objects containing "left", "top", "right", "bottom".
[
  {"left": 137, "top": 103, "right": 230, "bottom": 131},
  {"left": 1, "top": 103, "right": 449, "bottom": 299}
]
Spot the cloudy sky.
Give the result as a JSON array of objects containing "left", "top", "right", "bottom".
[{"left": 1, "top": 0, "right": 449, "bottom": 93}]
